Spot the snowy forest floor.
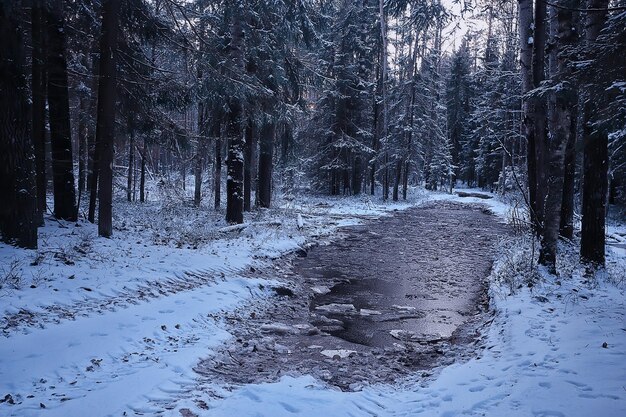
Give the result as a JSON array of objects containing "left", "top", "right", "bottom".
[{"left": 1, "top": 189, "right": 625, "bottom": 417}]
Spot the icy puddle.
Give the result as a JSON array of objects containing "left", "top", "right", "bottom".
[
  {"left": 303, "top": 201, "right": 507, "bottom": 348},
  {"left": 197, "top": 201, "right": 508, "bottom": 390}
]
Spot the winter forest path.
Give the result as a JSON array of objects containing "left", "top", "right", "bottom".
[
  {"left": 194, "top": 200, "right": 508, "bottom": 393},
  {"left": 0, "top": 197, "right": 509, "bottom": 416}
]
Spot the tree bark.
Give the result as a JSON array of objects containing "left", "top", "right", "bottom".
[
  {"left": 352, "top": 156, "right": 362, "bottom": 195},
  {"left": 531, "top": 0, "right": 548, "bottom": 236},
  {"left": 194, "top": 100, "right": 207, "bottom": 207},
  {"left": 559, "top": 105, "right": 577, "bottom": 239},
  {"left": 539, "top": 1, "right": 578, "bottom": 272},
  {"left": 225, "top": 105, "right": 244, "bottom": 223},
  {"left": 140, "top": 137, "right": 146, "bottom": 203},
  {"left": 392, "top": 158, "right": 401, "bottom": 201},
  {"left": 244, "top": 119, "right": 254, "bottom": 211},
  {"left": 257, "top": 121, "right": 275, "bottom": 208},
  {"left": 214, "top": 128, "right": 221, "bottom": 210},
  {"left": 45, "top": 0, "right": 77, "bottom": 221},
  {"left": 78, "top": 96, "right": 88, "bottom": 196},
  {"left": 127, "top": 126, "right": 134, "bottom": 202},
  {"left": 225, "top": 8, "right": 244, "bottom": 223},
  {"left": 95, "top": 0, "right": 122, "bottom": 237},
  {"left": 32, "top": 0, "right": 47, "bottom": 225},
  {"left": 379, "top": 0, "right": 389, "bottom": 201},
  {"left": 580, "top": 0, "right": 609, "bottom": 266},
  {"left": 0, "top": 1, "right": 38, "bottom": 248},
  {"left": 280, "top": 123, "right": 292, "bottom": 164}
]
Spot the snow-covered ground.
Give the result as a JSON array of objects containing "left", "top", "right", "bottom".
[{"left": 1, "top": 189, "right": 625, "bottom": 416}]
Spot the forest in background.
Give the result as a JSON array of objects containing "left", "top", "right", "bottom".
[{"left": 1, "top": 0, "right": 625, "bottom": 276}]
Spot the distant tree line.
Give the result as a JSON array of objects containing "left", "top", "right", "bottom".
[{"left": 0, "top": 0, "right": 624, "bottom": 273}]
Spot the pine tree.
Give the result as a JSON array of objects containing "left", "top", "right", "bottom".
[
  {"left": 0, "top": 0, "right": 38, "bottom": 248},
  {"left": 46, "top": 0, "right": 77, "bottom": 221},
  {"left": 94, "top": 0, "right": 122, "bottom": 237},
  {"left": 580, "top": 0, "right": 611, "bottom": 266}
]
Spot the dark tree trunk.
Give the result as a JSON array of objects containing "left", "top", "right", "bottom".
[
  {"left": 214, "top": 132, "right": 221, "bottom": 210},
  {"left": 342, "top": 150, "right": 350, "bottom": 195},
  {"left": 383, "top": 152, "right": 389, "bottom": 200},
  {"left": 580, "top": 0, "right": 609, "bottom": 266},
  {"left": 140, "top": 137, "right": 146, "bottom": 203},
  {"left": 243, "top": 119, "right": 254, "bottom": 211},
  {"left": 520, "top": 0, "right": 537, "bottom": 233},
  {"left": 95, "top": 0, "right": 121, "bottom": 237},
  {"left": 560, "top": 103, "right": 578, "bottom": 239},
  {"left": 371, "top": 63, "right": 380, "bottom": 196},
  {"left": 194, "top": 100, "right": 207, "bottom": 208},
  {"left": 0, "top": 1, "right": 38, "bottom": 248},
  {"left": 225, "top": 9, "right": 244, "bottom": 223},
  {"left": 352, "top": 156, "right": 362, "bottom": 195},
  {"left": 32, "top": 0, "right": 47, "bottom": 225},
  {"left": 531, "top": 0, "right": 548, "bottom": 236},
  {"left": 225, "top": 104, "right": 244, "bottom": 223},
  {"left": 393, "top": 158, "right": 401, "bottom": 201},
  {"left": 257, "top": 121, "right": 275, "bottom": 209},
  {"left": 127, "top": 127, "right": 134, "bottom": 202},
  {"left": 78, "top": 96, "right": 88, "bottom": 195},
  {"left": 280, "top": 123, "right": 292, "bottom": 164},
  {"left": 86, "top": 77, "right": 96, "bottom": 195},
  {"left": 539, "top": 1, "right": 578, "bottom": 271},
  {"left": 45, "top": 0, "right": 77, "bottom": 221},
  {"left": 88, "top": 135, "right": 99, "bottom": 221},
  {"left": 194, "top": 143, "right": 203, "bottom": 207}
]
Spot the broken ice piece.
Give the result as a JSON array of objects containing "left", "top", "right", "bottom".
[
  {"left": 260, "top": 323, "right": 293, "bottom": 335},
  {"left": 315, "top": 303, "right": 356, "bottom": 314},
  {"left": 392, "top": 305, "right": 416, "bottom": 311},
  {"left": 320, "top": 349, "right": 356, "bottom": 359},
  {"left": 359, "top": 308, "right": 382, "bottom": 316},
  {"left": 311, "top": 286, "right": 331, "bottom": 295}
]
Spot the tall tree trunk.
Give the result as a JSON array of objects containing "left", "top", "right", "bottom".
[
  {"left": 194, "top": 100, "right": 207, "bottom": 207},
  {"left": 45, "top": 0, "right": 77, "bottom": 221},
  {"left": 78, "top": 96, "right": 87, "bottom": 195},
  {"left": 127, "top": 127, "right": 134, "bottom": 202},
  {"left": 140, "top": 137, "right": 146, "bottom": 203},
  {"left": 32, "top": 0, "right": 47, "bottom": 225},
  {"left": 560, "top": 105, "right": 578, "bottom": 239},
  {"left": 88, "top": 137, "right": 99, "bottom": 221},
  {"left": 379, "top": 0, "right": 389, "bottom": 201},
  {"left": 0, "top": 1, "right": 38, "bottom": 248},
  {"left": 280, "top": 123, "right": 292, "bottom": 164},
  {"left": 403, "top": 56, "right": 417, "bottom": 201},
  {"left": 383, "top": 153, "right": 389, "bottom": 200},
  {"left": 531, "top": 0, "right": 548, "bottom": 236},
  {"left": 243, "top": 119, "right": 254, "bottom": 211},
  {"left": 257, "top": 121, "right": 275, "bottom": 208},
  {"left": 342, "top": 149, "right": 350, "bottom": 195},
  {"left": 214, "top": 130, "right": 221, "bottom": 210},
  {"left": 393, "top": 159, "right": 401, "bottom": 201},
  {"left": 539, "top": 1, "right": 578, "bottom": 272},
  {"left": 95, "top": 0, "right": 121, "bottom": 237},
  {"left": 225, "top": 9, "right": 244, "bottom": 223},
  {"left": 580, "top": 0, "right": 609, "bottom": 266},
  {"left": 86, "top": 74, "right": 96, "bottom": 196},
  {"left": 352, "top": 156, "right": 362, "bottom": 195},
  {"left": 225, "top": 104, "right": 244, "bottom": 223},
  {"left": 519, "top": 0, "right": 536, "bottom": 230}
]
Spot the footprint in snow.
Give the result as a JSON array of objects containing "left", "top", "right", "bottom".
[{"left": 278, "top": 402, "right": 299, "bottom": 413}]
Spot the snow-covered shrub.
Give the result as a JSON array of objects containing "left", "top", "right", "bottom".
[
  {"left": 0, "top": 259, "right": 23, "bottom": 292},
  {"left": 490, "top": 235, "right": 539, "bottom": 295}
]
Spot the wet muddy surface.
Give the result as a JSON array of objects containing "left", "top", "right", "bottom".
[{"left": 196, "top": 201, "right": 508, "bottom": 390}]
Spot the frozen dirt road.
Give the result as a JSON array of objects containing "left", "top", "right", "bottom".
[{"left": 198, "top": 200, "right": 508, "bottom": 390}]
